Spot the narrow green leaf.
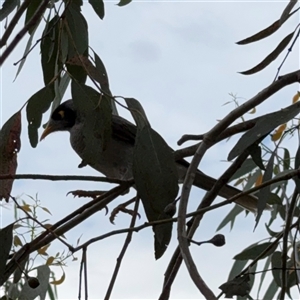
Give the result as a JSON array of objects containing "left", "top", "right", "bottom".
[
  {"left": 233, "top": 242, "right": 277, "bottom": 260},
  {"left": 294, "top": 143, "right": 300, "bottom": 193},
  {"left": 0, "top": 223, "right": 14, "bottom": 284},
  {"left": 89, "top": 0, "right": 104, "bottom": 19},
  {"left": 66, "top": 4, "right": 88, "bottom": 58},
  {"left": 248, "top": 144, "right": 265, "bottom": 170},
  {"left": 92, "top": 50, "right": 117, "bottom": 114},
  {"left": 229, "top": 159, "right": 257, "bottom": 182},
  {"left": 0, "top": 0, "right": 19, "bottom": 22},
  {"left": 71, "top": 81, "right": 112, "bottom": 163},
  {"left": 117, "top": 0, "right": 132, "bottom": 6},
  {"left": 271, "top": 251, "right": 282, "bottom": 287},
  {"left": 283, "top": 148, "right": 290, "bottom": 170},
  {"left": 257, "top": 255, "right": 272, "bottom": 297},
  {"left": 133, "top": 121, "right": 179, "bottom": 259},
  {"left": 228, "top": 101, "right": 300, "bottom": 161},
  {"left": 262, "top": 279, "right": 278, "bottom": 300},
  {"left": 216, "top": 204, "right": 243, "bottom": 231},
  {"left": 236, "top": 8, "right": 298, "bottom": 45},
  {"left": 228, "top": 259, "right": 249, "bottom": 281},
  {"left": 52, "top": 72, "right": 70, "bottom": 110},
  {"left": 26, "top": 85, "right": 55, "bottom": 147},
  {"left": 25, "top": 0, "right": 42, "bottom": 34},
  {"left": 239, "top": 31, "right": 295, "bottom": 75},
  {"left": 125, "top": 97, "right": 150, "bottom": 128},
  {"left": 41, "top": 16, "right": 60, "bottom": 86},
  {"left": 255, "top": 152, "right": 274, "bottom": 229},
  {"left": 279, "top": 0, "right": 298, "bottom": 25}
]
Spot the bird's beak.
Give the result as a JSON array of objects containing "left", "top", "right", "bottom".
[{"left": 40, "top": 123, "right": 55, "bottom": 141}]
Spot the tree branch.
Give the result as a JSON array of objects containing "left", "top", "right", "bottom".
[{"left": 0, "top": 0, "right": 50, "bottom": 66}]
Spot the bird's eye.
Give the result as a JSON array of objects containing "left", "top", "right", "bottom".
[{"left": 58, "top": 110, "right": 65, "bottom": 119}]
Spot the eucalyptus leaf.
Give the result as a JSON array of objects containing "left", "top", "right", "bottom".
[
  {"left": 0, "top": 0, "right": 19, "bottom": 22},
  {"left": 89, "top": 0, "right": 104, "bottom": 19},
  {"left": 71, "top": 81, "right": 112, "bottom": 163},
  {"left": 229, "top": 159, "right": 257, "bottom": 182},
  {"left": 254, "top": 152, "right": 274, "bottom": 229},
  {"left": 25, "top": 0, "right": 42, "bottom": 34},
  {"left": 216, "top": 204, "right": 243, "bottom": 231},
  {"left": 234, "top": 242, "right": 277, "bottom": 260},
  {"left": 239, "top": 31, "right": 295, "bottom": 75},
  {"left": 133, "top": 124, "right": 179, "bottom": 259},
  {"left": 26, "top": 85, "right": 55, "bottom": 147},
  {"left": 228, "top": 101, "right": 300, "bottom": 161},
  {"left": 0, "top": 223, "right": 14, "bottom": 285}
]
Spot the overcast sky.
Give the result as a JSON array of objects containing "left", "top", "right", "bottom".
[{"left": 1, "top": 1, "right": 299, "bottom": 299}]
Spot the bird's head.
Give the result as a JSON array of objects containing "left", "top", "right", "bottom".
[{"left": 40, "top": 100, "right": 77, "bottom": 140}]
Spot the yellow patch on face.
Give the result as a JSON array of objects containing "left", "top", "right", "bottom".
[{"left": 58, "top": 110, "right": 65, "bottom": 119}]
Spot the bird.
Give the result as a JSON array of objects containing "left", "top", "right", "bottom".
[{"left": 40, "top": 99, "right": 270, "bottom": 213}]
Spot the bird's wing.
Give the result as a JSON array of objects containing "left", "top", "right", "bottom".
[{"left": 111, "top": 115, "right": 137, "bottom": 145}]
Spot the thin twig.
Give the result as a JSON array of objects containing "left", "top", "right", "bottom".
[
  {"left": 1, "top": 183, "right": 132, "bottom": 286},
  {"left": 10, "top": 195, "right": 74, "bottom": 251},
  {"left": 0, "top": 0, "right": 50, "bottom": 66},
  {"left": 0, "top": 174, "right": 132, "bottom": 185},
  {"left": 0, "top": 0, "right": 31, "bottom": 47},
  {"left": 104, "top": 196, "right": 140, "bottom": 300}
]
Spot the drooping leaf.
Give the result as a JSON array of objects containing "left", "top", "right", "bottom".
[
  {"left": 279, "top": 0, "right": 298, "bottom": 26},
  {"left": 71, "top": 81, "right": 112, "bottom": 163},
  {"left": 262, "top": 279, "right": 278, "bottom": 300},
  {"left": 219, "top": 274, "right": 250, "bottom": 298},
  {"left": 228, "top": 259, "right": 249, "bottom": 281},
  {"left": 25, "top": 0, "right": 42, "bottom": 34},
  {"left": 0, "top": 111, "right": 21, "bottom": 201},
  {"left": 117, "top": 0, "right": 132, "bottom": 6},
  {"left": 236, "top": 8, "right": 298, "bottom": 45},
  {"left": 216, "top": 204, "right": 243, "bottom": 231},
  {"left": 294, "top": 143, "right": 300, "bottom": 193},
  {"left": 19, "top": 265, "right": 50, "bottom": 300},
  {"left": 130, "top": 100, "right": 179, "bottom": 258},
  {"left": 0, "top": 0, "right": 19, "bottom": 22},
  {"left": 41, "top": 16, "right": 60, "bottom": 86},
  {"left": 248, "top": 144, "right": 265, "bottom": 170},
  {"left": 271, "top": 251, "right": 282, "bottom": 287},
  {"left": 229, "top": 158, "right": 257, "bottom": 182},
  {"left": 0, "top": 223, "right": 14, "bottom": 284},
  {"left": 89, "top": 0, "right": 104, "bottom": 19},
  {"left": 65, "top": 4, "right": 88, "bottom": 58},
  {"left": 52, "top": 72, "right": 70, "bottom": 111},
  {"left": 257, "top": 255, "right": 272, "bottom": 297},
  {"left": 239, "top": 31, "right": 295, "bottom": 75},
  {"left": 125, "top": 97, "right": 150, "bottom": 127},
  {"left": 244, "top": 169, "right": 261, "bottom": 191},
  {"left": 228, "top": 101, "right": 300, "bottom": 161},
  {"left": 283, "top": 148, "right": 290, "bottom": 170},
  {"left": 233, "top": 242, "right": 277, "bottom": 260},
  {"left": 254, "top": 152, "right": 274, "bottom": 229},
  {"left": 93, "top": 50, "right": 117, "bottom": 114},
  {"left": 26, "top": 85, "right": 55, "bottom": 147}
]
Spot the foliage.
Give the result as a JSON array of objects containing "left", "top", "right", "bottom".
[{"left": 1, "top": 0, "right": 300, "bottom": 299}]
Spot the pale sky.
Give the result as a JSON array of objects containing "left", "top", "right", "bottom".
[{"left": 1, "top": 1, "right": 299, "bottom": 299}]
